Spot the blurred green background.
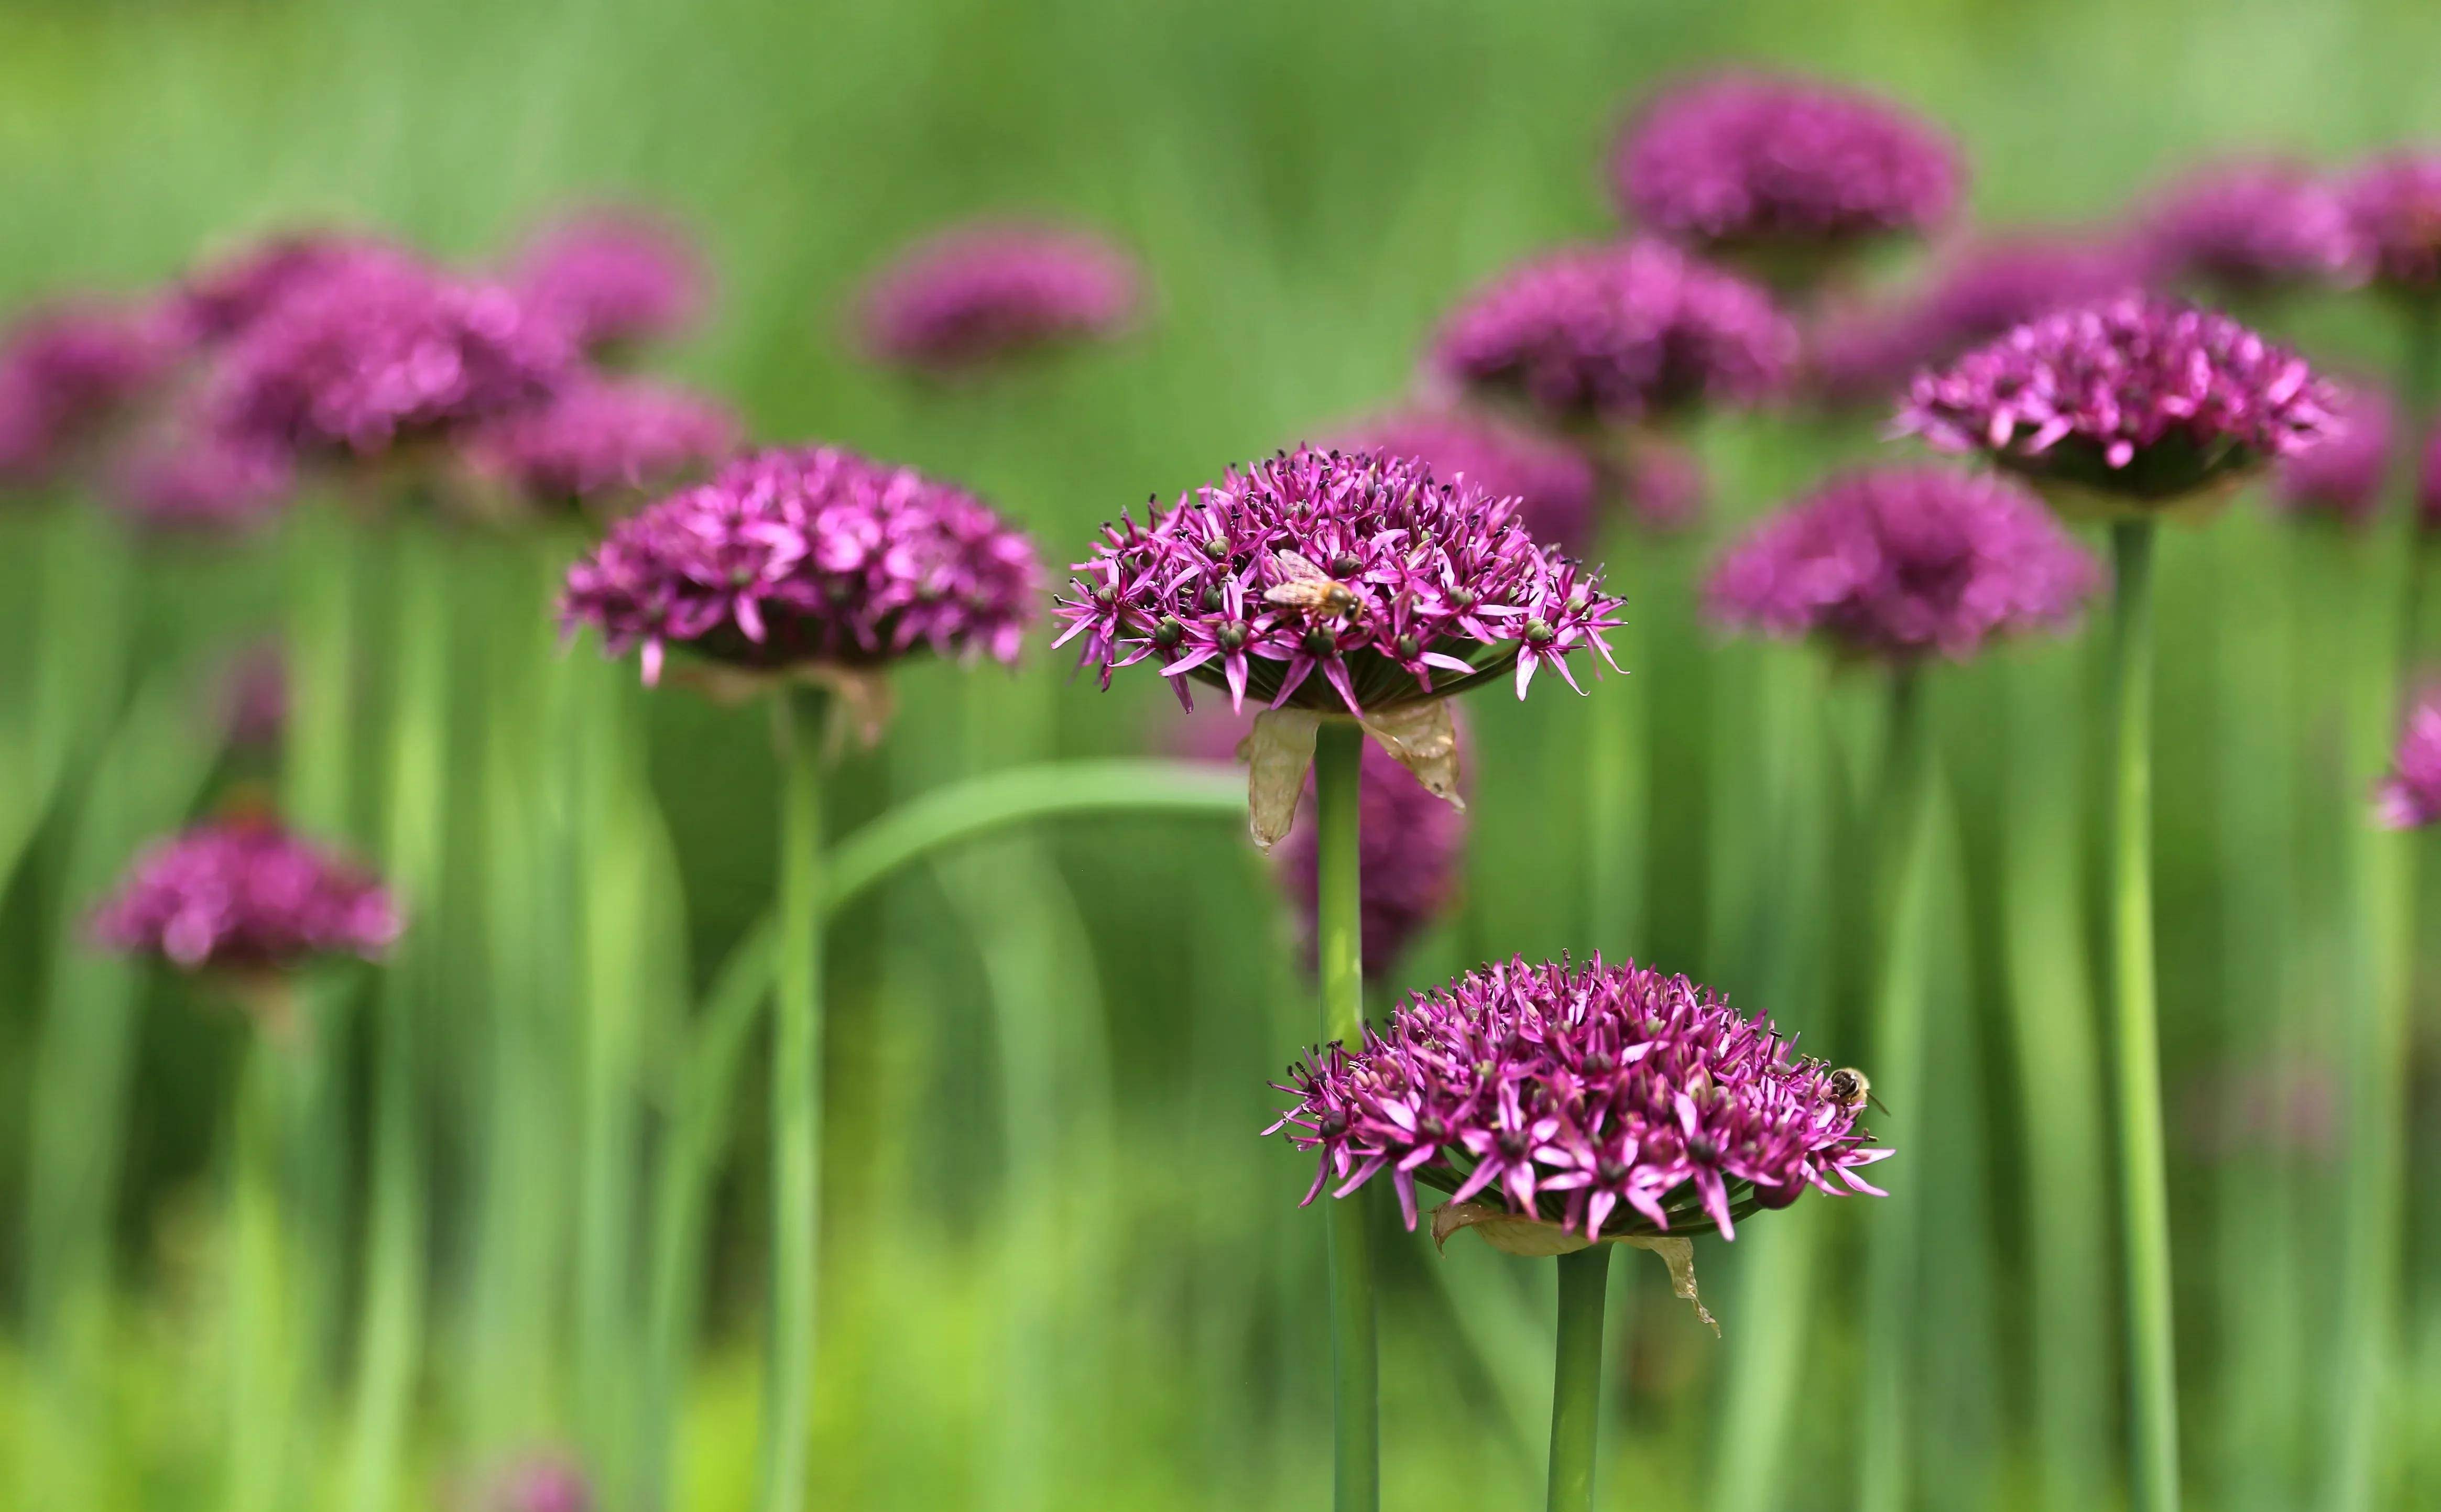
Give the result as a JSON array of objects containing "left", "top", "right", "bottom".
[{"left": 5, "top": 1, "right": 2441, "bottom": 1508}]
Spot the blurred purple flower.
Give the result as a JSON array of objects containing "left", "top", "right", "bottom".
[
  {"left": 91, "top": 816, "right": 400, "bottom": 972},
  {"left": 485, "top": 1453, "right": 591, "bottom": 1512},
  {"left": 1706, "top": 465, "right": 2098, "bottom": 662},
  {"left": 1895, "top": 293, "right": 2338, "bottom": 502},
  {"left": 1279, "top": 730, "right": 1466, "bottom": 977},
  {"left": 173, "top": 232, "right": 401, "bottom": 346},
  {"left": 2377, "top": 694, "right": 2441, "bottom": 829},
  {"left": 220, "top": 642, "right": 289, "bottom": 750},
  {"left": 468, "top": 376, "right": 737, "bottom": 508},
  {"left": 561, "top": 443, "right": 1039, "bottom": 685},
  {"left": 2339, "top": 153, "right": 2441, "bottom": 294},
  {"left": 0, "top": 300, "right": 177, "bottom": 487},
  {"left": 2271, "top": 383, "right": 2390, "bottom": 527},
  {"left": 857, "top": 221, "right": 1140, "bottom": 373},
  {"left": 1335, "top": 410, "right": 1598, "bottom": 552},
  {"left": 2138, "top": 159, "right": 2360, "bottom": 297},
  {"left": 514, "top": 209, "right": 707, "bottom": 353},
  {"left": 1267, "top": 954, "right": 1891, "bottom": 1237},
  {"left": 110, "top": 427, "right": 295, "bottom": 535},
  {"left": 1611, "top": 436, "right": 1708, "bottom": 535},
  {"left": 1055, "top": 445, "right": 1620, "bottom": 715},
  {"left": 1433, "top": 239, "right": 1795, "bottom": 430},
  {"left": 1613, "top": 74, "right": 1960, "bottom": 264}
]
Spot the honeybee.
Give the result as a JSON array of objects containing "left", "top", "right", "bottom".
[
  {"left": 1825, "top": 1066, "right": 1889, "bottom": 1116},
  {"left": 1262, "top": 550, "right": 1362, "bottom": 621}
]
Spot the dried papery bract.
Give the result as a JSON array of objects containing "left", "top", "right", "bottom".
[{"left": 857, "top": 221, "right": 1141, "bottom": 376}]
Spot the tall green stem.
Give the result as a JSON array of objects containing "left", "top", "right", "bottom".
[
  {"left": 1314, "top": 720, "right": 1377, "bottom": 1512},
  {"left": 1857, "top": 667, "right": 1936, "bottom": 1512},
  {"left": 2107, "top": 518, "right": 2180, "bottom": 1512},
  {"left": 1583, "top": 534, "right": 1644, "bottom": 957},
  {"left": 1545, "top": 1244, "right": 1614, "bottom": 1512},
  {"left": 227, "top": 1041, "right": 292, "bottom": 1512},
  {"left": 757, "top": 685, "right": 829, "bottom": 1512}
]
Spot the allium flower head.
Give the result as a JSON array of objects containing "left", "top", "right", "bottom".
[
  {"left": 91, "top": 817, "right": 400, "bottom": 972},
  {"left": 1055, "top": 445, "right": 1620, "bottom": 716},
  {"left": 1433, "top": 240, "right": 1795, "bottom": 429},
  {"left": 1614, "top": 74, "right": 1960, "bottom": 264},
  {"left": 468, "top": 377, "right": 736, "bottom": 508},
  {"left": 0, "top": 300, "right": 176, "bottom": 487},
  {"left": 561, "top": 444, "right": 1039, "bottom": 686},
  {"left": 1896, "top": 293, "right": 2338, "bottom": 503},
  {"left": 209, "top": 248, "right": 571, "bottom": 459},
  {"left": 1706, "top": 465, "right": 2098, "bottom": 661},
  {"left": 1267, "top": 954, "right": 1891, "bottom": 1239},
  {"left": 2339, "top": 154, "right": 2441, "bottom": 294},
  {"left": 110, "top": 429, "right": 296, "bottom": 535},
  {"left": 1336, "top": 410, "right": 1597, "bottom": 553},
  {"left": 174, "top": 232, "right": 400, "bottom": 346},
  {"left": 857, "top": 222, "right": 1141, "bottom": 373},
  {"left": 2272, "top": 383, "right": 2389, "bottom": 527},
  {"left": 514, "top": 210, "right": 707, "bottom": 352},
  {"left": 2139, "top": 159, "right": 2360, "bottom": 297},
  {"left": 2377, "top": 695, "right": 2441, "bottom": 829}
]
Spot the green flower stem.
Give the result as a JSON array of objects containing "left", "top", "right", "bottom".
[
  {"left": 1582, "top": 531, "right": 1644, "bottom": 956},
  {"left": 227, "top": 1040, "right": 292, "bottom": 1512},
  {"left": 1314, "top": 720, "right": 1378, "bottom": 1512},
  {"left": 344, "top": 521, "right": 448, "bottom": 1512},
  {"left": 1545, "top": 1243, "right": 1614, "bottom": 1512},
  {"left": 757, "top": 684, "right": 830, "bottom": 1512},
  {"left": 1857, "top": 666, "right": 1937, "bottom": 1512},
  {"left": 2106, "top": 517, "right": 2179, "bottom": 1512}
]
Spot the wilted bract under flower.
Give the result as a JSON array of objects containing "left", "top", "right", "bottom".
[
  {"left": 468, "top": 377, "right": 736, "bottom": 508},
  {"left": 857, "top": 222, "right": 1140, "bottom": 372},
  {"left": 1707, "top": 465, "right": 2097, "bottom": 661},
  {"left": 1055, "top": 445, "right": 1620, "bottom": 715},
  {"left": 1268, "top": 954, "right": 1891, "bottom": 1238},
  {"left": 561, "top": 443, "right": 1039, "bottom": 685},
  {"left": 91, "top": 817, "right": 400, "bottom": 971}
]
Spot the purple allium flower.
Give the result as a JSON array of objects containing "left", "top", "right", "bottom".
[
  {"left": 2138, "top": 159, "right": 2360, "bottom": 297},
  {"left": 208, "top": 248, "right": 571, "bottom": 460},
  {"left": 1895, "top": 293, "right": 2338, "bottom": 502},
  {"left": 560, "top": 444, "right": 1039, "bottom": 685},
  {"left": 485, "top": 1453, "right": 591, "bottom": 1512},
  {"left": 1706, "top": 465, "right": 2098, "bottom": 661},
  {"left": 110, "top": 428, "right": 296, "bottom": 534},
  {"left": 173, "top": 232, "right": 400, "bottom": 346},
  {"left": 1335, "top": 410, "right": 1598, "bottom": 552},
  {"left": 514, "top": 209, "right": 707, "bottom": 353},
  {"left": 220, "top": 642, "right": 288, "bottom": 750},
  {"left": 857, "top": 221, "right": 1141, "bottom": 373},
  {"left": 467, "top": 377, "right": 736, "bottom": 508},
  {"left": 1267, "top": 954, "right": 1891, "bottom": 1237},
  {"left": 1055, "top": 445, "right": 1620, "bottom": 715},
  {"left": 1279, "top": 731, "right": 1466, "bottom": 977},
  {"left": 2377, "top": 695, "right": 2441, "bottom": 829},
  {"left": 2271, "top": 383, "right": 2390, "bottom": 527},
  {"left": 1433, "top": 239, "right": 1795, "bottom": 430},
  {"left": 0, "top": 300, "right": 176, "bottom": 487},
  {"left": 2339, "top": 154, "right": 2441, "bottom": 294},
  {"left": 91, "top": 816, "right": 400, "bottom": 972},
  {"left": 1612, "top": 435, "right": 1708, "bottom": 535},
  {"left": 1805, "top": 235, "right": 2141, "bottom": 407},
  {"left": 1613, "top": 74, "right": 1960, "bottom": 264}
]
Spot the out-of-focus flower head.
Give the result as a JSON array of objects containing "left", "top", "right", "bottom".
[
  {"left": 108, "top": 426, "right": 296, "bottom": 535},
  {"left": 0, "top": 299, "right": 178, "bottom": 488},
  {"left": 1433, "top": 239, "right": 1795, "bottom": 431},
  {"left": 91, "top": 816, "right": 400, "bottom": 973},
  {"left": 173, "top": 232, "right": 401, "bottom": 347},
  {"left": 1706, "top": 464, "right": 2098, "bottom": 662},
  {"left": 560, "top": 443, "right": 1039, "bottom": 688},
  {"left": 1056, "top": 445, "right": 1620, "bottom": 716},
  {"left": 513, "top": 209, "right": 708, "bottom": 353},
  {"left": 467, "top": 376, "right": 736, "bottom": 510},
  {"left": 1334, "top": 410, "right": 1598, "bottom": 553},
  {"left": 1805, "top": 234, "right": 2141, "bottom": 408},
  {"left": 2339, "top": 153, "right": 2441, "bottom": 295},
  {"left": 1267, "top": 953, "right": 1891, "bottom": 1238},
  {"left": 1278, "top": 729, "right": 1467, "bottom": 978},
  {"left": 1895, "top": 293, "right": 2338, "bottom": 506},
  {"left": 1613, "top": 73, "right": 1960, "bottom": 280},
  {"left": 857, "top": 221, "right": 1141, "bottom": 374},
  {"left": 2377, "top": 694, "right": 2441, "bottom": 829},
  {"left": 2138, "top": 158, "right": 2360, "bottom": 298},
  {"left": 208, "top": 247, "right": 572, "bottom": 461},
  {"left": 219, "top": 641, "right": 289, "bottom": 751},
  {"left": 484, "top": 1453, "right": 591, "bottom": 1512},
  {"left": 2271, "top": 382, "right": 2390, "bottom": 527}
]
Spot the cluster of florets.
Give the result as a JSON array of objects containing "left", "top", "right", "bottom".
[
  {"left": 512, "top": 210, "right": 708, "bottom": 354},
  {"left": 1335, "top": 410, "right": 1598, "bottom": 552},
  {"left": 2271, "top": 384, "right": 2392, "bottom": 527},
  {"left": 1706, "top": 465, "right": 2098, "bottom": 661},
  {"left": 2339, "top": 154, "right": 2441, "bottom": 294},
  {"left": 2378, "top": 696, "right": 2441, "bottom": 830},
  {"left": 1268, "top": 954, "right": 1891, "bottom": 1239},
  {"left": 857, "top": 222, "right": 1140, "bottom": 373},
  {"left": 467, "top": 377, "right": 736, "bottom": 507},
  {"left": 0, "top": 301, "right": 176, "bottom": 486},
  {"left": 1805, "top": 236, "right": 2140, "bottom": 407},
  {"left": 1613, "top": 74, "right": 1960, "bottom": 257},
  {"left": 1278, "top": 726, "right": 1467, "bottom": 976},
  {"left": 2138, "top": 159, "right": 2361, "bottom": 296},
  {"left": 1897, "top": 293, "right": 2338, "bottom": 500},
  {"left": 561, "top": 444, "right": 1040, "bottom": 684},
  {"left": 1055, "top": 445, "right": 1620, "bottom": 715},
  {"left": 91, "top": 817, "right": 400, "bottom": 972},
  {"left": 171, "top": 233, "right": 401, "bottom": 347},
  {"left": 1433, "top": 239, "right": 1795, "bottom": 429}
]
